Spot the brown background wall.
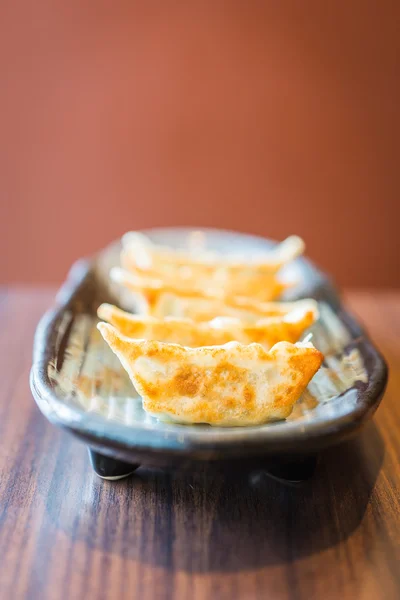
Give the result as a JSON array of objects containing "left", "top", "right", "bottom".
[{"left": 1, "top": 1, "right": 399, "bottom": 287}]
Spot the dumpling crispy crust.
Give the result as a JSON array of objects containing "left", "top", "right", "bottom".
[
  {"left": 97, "top": 302, "right": 318, "bottom": 349},
  {"left": 111, "top": 267, "right": 307, "bottom": 321},
  {"left": 97, "top": 322, "right": 323, "bottom": 426}
]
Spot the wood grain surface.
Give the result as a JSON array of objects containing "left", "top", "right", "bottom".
[{"left": 0, "top": 289, "right": 399, "bottom": 600}]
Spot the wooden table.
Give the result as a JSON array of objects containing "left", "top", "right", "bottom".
[{"left": 0, "top": 289, "right": 399, "bottom": 600}]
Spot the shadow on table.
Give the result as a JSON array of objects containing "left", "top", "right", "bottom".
[{"left": 44, "top": 421, "right": 384, "bottom": 573}]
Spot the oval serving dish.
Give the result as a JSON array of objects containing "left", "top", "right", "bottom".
[{"left": 30, "top": 229, "right": 388, "bottom": 482}]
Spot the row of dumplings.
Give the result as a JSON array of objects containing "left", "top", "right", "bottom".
[{"left": 97, "top": 232, "right": 324, "bottom": 427}]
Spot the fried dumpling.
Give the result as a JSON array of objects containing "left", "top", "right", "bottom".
[
  {"left": 121, "top": 233, "right": 303, "bottom": 301},
  {"left": 121, "top": 259, "right": 287, "bottom": 302},
  {"left": 111, "top": 267, "right": 302, "bottom": 321},
  {"left": 97, "top": 322, "right": 323, "bottom": 426},
  {"left": 97, "top": 301, "right": 318, "bottom": 349},
  {"left": 122, "top": 231, "right": 304, "bottom": 274}
]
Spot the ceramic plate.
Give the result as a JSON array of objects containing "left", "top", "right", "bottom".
[{"left": 30, "top": 229, "right": 387, "bottom": 480}]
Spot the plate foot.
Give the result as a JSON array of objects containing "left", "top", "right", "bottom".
[
  {"left": 88, "top": 449, "right": 139, "bottom": 480},
  {"left": 262, "top": 455, "right": 318, "bottom": 485}
]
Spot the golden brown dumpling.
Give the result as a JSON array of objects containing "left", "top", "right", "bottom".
[
  {"left": 111, "top": 267, "right": 307, "bottom": 321},
  {"left": 97, "top": 322, "right": 323, "bottom": 427},
  {"left": 122, "top": 232, "right": 304, "bottom": 274},
  {"left": 97, "top": 301, "right": 318, "bottom": 349},
  {"left": 120, "top": 233, "right": 304, "bottom": 301}
]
